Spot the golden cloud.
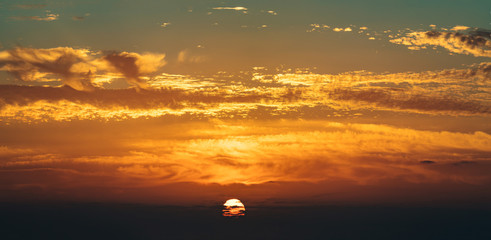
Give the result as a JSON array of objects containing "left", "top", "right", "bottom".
[
  {"left": 10, "top": 13, "right": 59, "bottom": 21},
  {"left": 1, "top": 120, "right": 490, "bottom": 187},
  {"left": 390, "top": 29, "right": 491, "bottom": 57},
  {"left": 0, "top": 47, "right": 166, "bottom": 91}
]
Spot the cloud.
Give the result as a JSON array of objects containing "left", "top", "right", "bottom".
[
  {"left": 0, "top": 56, "right": 489, "bottom": 123},
  {"left": 390, "top": 29, "right": 491, "bottom": 57},
  {"left": 420, "top": 161, "right": 436, "bottom": 164},
  {"left": 103, "top": 52, "right": 166, "bottom": 89},
  {"left": 103, "top": 53, "right": 146, "bottom": 89},
  {"left": 1, "top": 120, "right": 490, "bottom": 189},
  {"left": 333, "top": 27, "right": 352, "bottom": 32},
  {"left": 72, "top": 13, "right": 90, "bottom": 21},
  {"left": 0, "top": 47, "right": 95, "bottom": 91},
  {"left": 11, "top": 12, "right": 59, "bottom": 21},
  {"left": 213, "top": 7, "right": 247, "bottom": 11},
  {"left": 0, "top": 47, "right": 166, "bottom": 91},
  {"left": 450, "top": 25, "right": 470, "bottom": 31},
  {"left": 330, "top": 88, "right": 491, "bottom": 115},
  {"left": 72, "top": 16, "right": 85, "bottom": 21},
  {"left": 0, "top": 146, "right": 34, "bottom": 157},
  {"left": 0, "top": 85, "right": 265, "bottom": 122},
  {"left": 14, "top": 4, "right": 47, "bottom": 9},
  {"left": 177, "top": 49, "right": 206, "bottom": 63},
  {"left": 307, "top": 24, "right": 330, "bottom": 32}
]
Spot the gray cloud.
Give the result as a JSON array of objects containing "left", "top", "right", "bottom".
[{"left": 104, "top": 52, "right": 146, "bottom": 89}]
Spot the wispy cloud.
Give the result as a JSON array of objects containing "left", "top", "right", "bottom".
[
  {"left": 213, "top": 7, "right": 247, "bottom": 11},
  {"left": 177, "top": 49, "right": 206, "bottom": 63},
  {"left": 0, "top": 120, "right": 489, "bottom": 189},
  {"left": 160, "top": 22, "right": 171, "bottom": 28},
  {"left": 72, "top": 13, "right": 90, "bottom": 21},
  {"left": 103, "top": 52, "right": 166, "bottom": 89},
  {"left": 0, "top": 47, "right": 166, "bottom": 91},
  {"left": 0, "top": 47, "right": 94, "bottom": 90},
  {"left": 10, "top": 12, "right": 59, "bottom": 21},
  {"left": 0, "top": 57, "right": 489, "bottom": 124},
  {"left": 330, "top": 88, "right": 490, "bottom": 115},
  {"left": 390, "top": 29, "right": 491, "bottom": 57}
]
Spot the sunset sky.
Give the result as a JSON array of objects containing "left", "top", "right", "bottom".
[{"left": 0, "top": 0, "right": 490, "bottom": 209}]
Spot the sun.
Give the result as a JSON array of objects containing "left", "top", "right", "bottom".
[{"left": 222, "top": 199, "right": 246, "bottom": 217}]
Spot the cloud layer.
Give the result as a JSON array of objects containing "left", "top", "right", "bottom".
[
  {"left": 0, "top": 57, "right": 489, "bottom": 123},
  {"left": 0, "top": 119, "right": 490, "bottom": 205}
]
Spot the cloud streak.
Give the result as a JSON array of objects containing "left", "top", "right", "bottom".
[
  {"left": 390, "top": 29, "right": 491, "bottom": 57},
  {"left": 10, "top": 12, "right": 59, "bottom": 21},
  {"left": 213, "top": 7, "right": 248, "bottom": 11},
  {"left": 330, "top": 88, "right": 491, "bottom": 115}
]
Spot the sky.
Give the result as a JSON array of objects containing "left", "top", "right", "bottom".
[{"left": 0, "top": 0, "right": 490, "bottom": 208}]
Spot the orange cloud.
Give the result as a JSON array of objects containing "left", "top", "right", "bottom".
[
  {"left": 10, "top": 12, "right": 59, "bottom": 21},
  {"left": 1, "top": 62, "right": 490, "bottom": 124},
  {"left": 450, "top": 25, "right": 470, "bottom": 31},
  {"left": 213, "top": 7, "right": 248, "bottom": 11},
  {"left": 177, "top": 49, "right": 207, "bottom": 63},
  {"left": 1, "top": 120, "right": 490, "bottom": 187},
  {"left": 0, "top": 47, "right": 166, "bottom": 91},
  {"left": 390, "top": 29, "right": 491, "bottom": 57},
  {"left": 0, "top": 47, "right": 95, "bottom": 90}
]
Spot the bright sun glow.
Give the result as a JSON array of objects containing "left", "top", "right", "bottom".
[{"left": 223, "top": 199, "right": 246, "bottom": 217}]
